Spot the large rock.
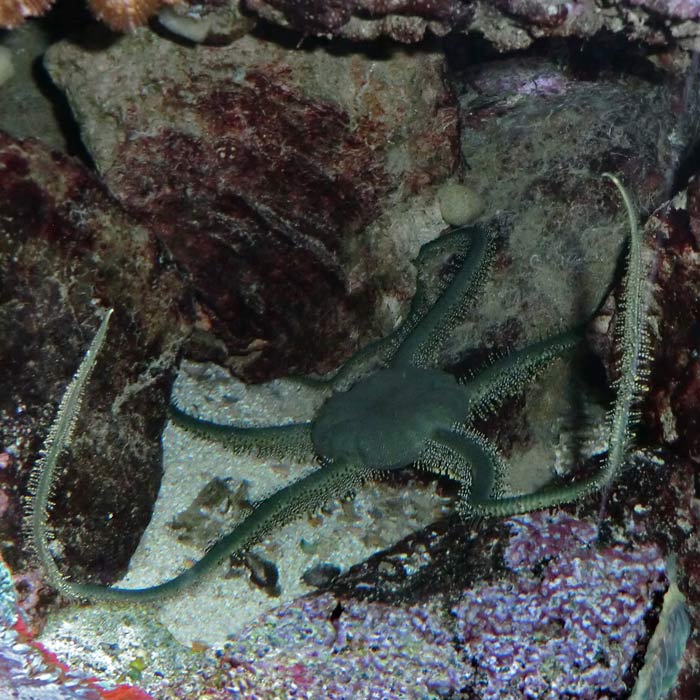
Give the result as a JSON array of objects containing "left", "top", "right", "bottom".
[
  {"left": 242, "top": 0, "right": 700, "bottom": 49},
  {"left": 45, "top": 30, "right": 459, "bottom": 382},
  {"left": 0, "top": 132, "right": 189, "bottom": 612},
  {"left": 44, "top": 32, "right": 683, "bottom": 489}
]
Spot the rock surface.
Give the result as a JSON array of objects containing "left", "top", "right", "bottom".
[
  {"left": 639, "top": 176, "right": 700, "bottom": 466},
  {"left": 41, "top": 30, "right": 686, "bottom": 511},
  {"left": 45, "top": 29, "right": 459, "bottom": 382},
  {"left": 242, "top": 0, "right": 700, "bottom": 49},
  {"left": 0, "top": 132, "right": 190, "bottom": 613}
]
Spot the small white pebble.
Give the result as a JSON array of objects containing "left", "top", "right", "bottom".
[
  {"left": 437, "top": 180, "right": 485, "bottom": 226},
  {"left": 157, "top": 7, "right": 213, "bottom": 43}
]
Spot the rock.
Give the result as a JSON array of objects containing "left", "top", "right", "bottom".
[
  {"left": 442, "top": 55, "right": 676, "bottom": 493},
  {"left": 0, "top": 132, "right": 190, "bottom": 605},
  {"left": 243, "top": 0, "right": 473, "bottom": 43},
  {"left": 637, "top": 175, "right": 700, "bottom": 465},
  {"left": 0, "top": 23, "right": 66, "bottom": 151},
  {"left": 8, "top": 25, "right": 700, "bottom": 700},
  {"left": 45, "top": 29, "right": 459, "bottom": 381},
  {"left": 242, "top": 0, "right": 700, "bottom": 50}
]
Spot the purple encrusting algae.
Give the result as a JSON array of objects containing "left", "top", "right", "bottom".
[{"left": 210, "top": 511, "right": 666, "bottom": 700}]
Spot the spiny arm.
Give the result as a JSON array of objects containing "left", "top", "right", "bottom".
[
  {"left": 460, "top": 327, "right": 583, "bottom": 421},
  {"left": 54, "top": 458, "right": 371, "bottom": 602},
  {"left": 304, "top": 226, "right": 486, "bottom": 391},
  {"left": 428, "top": 427, "right": 506, "bottom": 506},
  {"left": 26, "top": 309, "right": 114, "bottom": 599},
  {"left": 168, "top": 402, "right": 316, "bottom": 463},
  {"left": 391, "top": 225, "right": 494, "bottom": 370},
  {"left": 28, "top": 310, "right": 371, "bottom": 601},
  {"left": 446, "top": 174, "right": 652, "bottom": 517},
  {"left": 432, "top": 427, "right": 621, "bottom": 517},
  {"left": 598, "top": 172, "right": 651, "bottom": 487}
]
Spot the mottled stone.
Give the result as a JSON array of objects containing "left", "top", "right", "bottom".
[
  {"left": 44, "top": 40, "right": 683, "bottom": 522},
  {"left": 241, "top": 0, "right": 700, "bottom": 50},
  {"left": 301, "top": 561, "right": 341, "bottom": 587},
  {"left": 588, "top": 448, "right": 700, "bottom": 700},
  {"left": 45, "top": 30, "right": 458, "bottom": 381},
  {"left": 0, "top": 23, "right": 68, "bottom": 151},
  {"left": 628, "top": 0, "right": 700, "bottom": 19},
  {"left": 636, "top": 176, "right": 700, "bottom": 464},
  {"left": 0, "top": 133, "right": 189, "bottom": 612},
  {"left": 455, "top": 56, "right": 668, "bottom": 329},
  {"left": 157, "top": 0, "right": 255, "bottom": 44},
  {"left": 243, "top": 0, "right": 473, "bottom": 42},
  {"left": 452, "top": 512, "right": 666, "bottom": 700}
]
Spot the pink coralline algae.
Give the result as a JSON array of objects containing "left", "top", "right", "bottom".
[
  {"left": 0, "top": 555, "right": 152, "bottom": 700},
  {"left": 453, "top": 511, "right": 668, "bottom": 700},
  {"left": 210, "top": 511, "right": 667, "bottom": 699}
]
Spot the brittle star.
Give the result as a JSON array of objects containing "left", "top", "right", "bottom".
[{"left": 28, "top": 174, "right": 650, "bottom": 602}]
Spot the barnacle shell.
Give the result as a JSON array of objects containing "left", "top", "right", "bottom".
[
  {"left": 0, "top": 0, "right": 53, "bottom": 27},
  {"left": 86, "top": 0, "right": 170, "bottom": 31}
]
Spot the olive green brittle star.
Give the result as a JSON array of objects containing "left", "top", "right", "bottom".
[{"left": 28, "top": 174, "right": 651, "bottom": 602}]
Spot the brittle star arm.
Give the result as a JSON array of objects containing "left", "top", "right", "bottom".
[
  {"left": 391, "top": 225, "right": 494, "bottom": 371},
  {"left": 460, "top": 326, "right": 584, "bottom": 422},
  {"left": 435, "top": 173, "right": 651, "bottom": 517},
  {"left": 73, "top": 458, "right": 371, "bottom": 601},
  {"left": 432, "top": 427, "right": 614, "bottom": 517},
  {"left": 168, "top": 402, "right": 316, "bottom": 463}
]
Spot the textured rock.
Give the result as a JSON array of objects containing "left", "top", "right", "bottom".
[
  {"left": 43, "top": 36, "right": 684, "bottom": 497},
  {"left": 44, "top": 32, "right": 681, "bottom": 389},
  {"left": 244, "top": 0, "right": 473, "bottom": 42},
  {"left": 637, "top": 176, "right": 700, "bottom": 464},
  {"left": 439, "top": 55, "right": 675, "bottom": 493},
  {"left": 452, "top": 56, "right": 670, "bottom": 350},
  {"left": 453, "top": 512, "right": 666, "bottom": 699},
  {"left": 5, "top": 0, "right": 700, "bottom": 52},
  {"left": 628, "top": 0, "right": 700, "bottom": 19},
  {"left": 0, "top": 132, "right": 190, "bottom": 609},
  {"left": 0, "top": 24, "right": 68, "bottom": 151},
  {"left": 46, "top": 29, "right": 458, "bottom": 382},
  {"left": 242, "top": 0, "right": 700, "bottom": 49}
]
